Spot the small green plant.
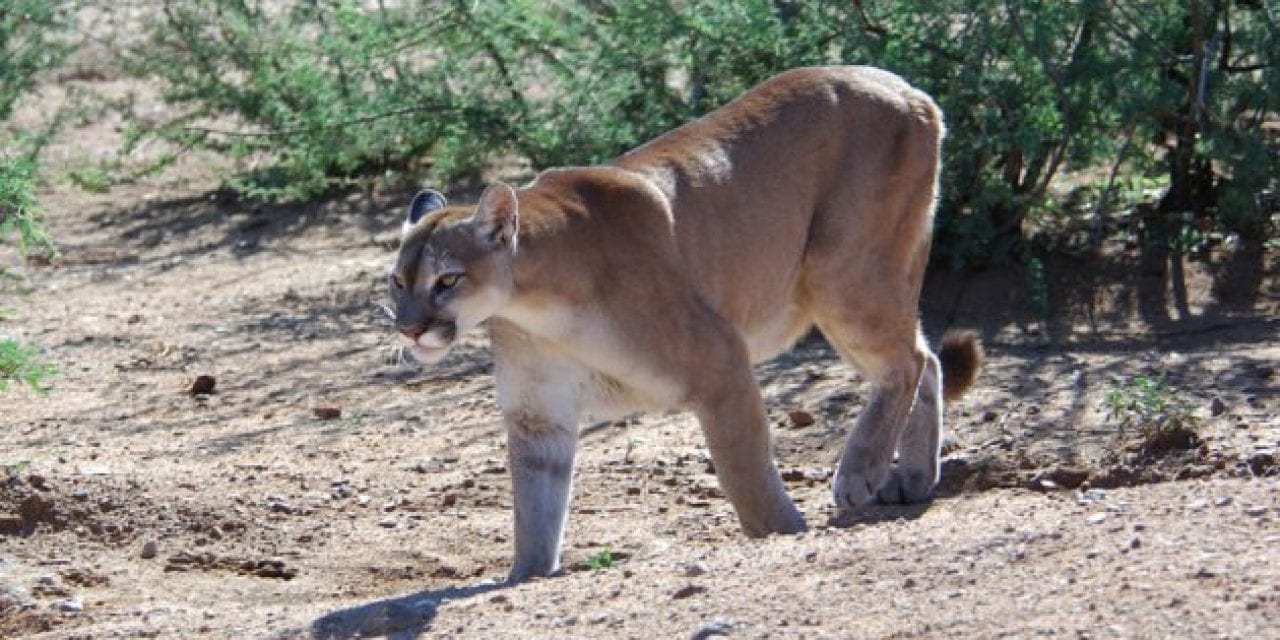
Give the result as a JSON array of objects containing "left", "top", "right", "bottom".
[
  {"left": 66, "top": 160, "right": 114, "bottom": 194},
  {"left": 1104, "top": 374, "right": 1198, "bottom": 445},
  {"left": 0, "top": 335, "right": 55, "bottom": 394},
  {"left": 584, "top": 547, "right": 614, "bottom": 571},
  {"left": 1024, "top": 253, "right": 1050, "bottom": 319},
  {"left": 3, "top": 460, "right": 32, "bottom": 476},
  {"left": 623, "top": 437, "right": 641, "bottom": 464}
]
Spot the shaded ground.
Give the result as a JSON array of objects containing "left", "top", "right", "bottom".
[{"left": 2, "top": 15, "right": 1279, "bottom": 639}]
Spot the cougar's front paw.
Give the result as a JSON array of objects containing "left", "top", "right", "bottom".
[
  {"left": 832, "top": 450, "right": 891, "bottom": 512},
  {"left": 507, "top": 558, "right": 560, "bottom": 584},
  {"left": 875, "top": 464, "right": 937, "bottom": 505}
]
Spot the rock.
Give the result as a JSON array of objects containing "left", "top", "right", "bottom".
[
  {"left": 1077, "top": 488, "right": 1107, "bottom": 504},
  {"left": 682, "top": 562, "right": 709, "bottom": 578},
  {"left": 780, "top": 467, "right": 830, "bottom": 484},
  {"left": 1244, "top": 505, "right": 1269, "bottom": 517},
  {"left": 32, "top": 575, "right": 70, "bottom": 597},
  {"left": 672, "top": 584, "right": 707, "bottom": 600},
  {"left": 1, "top": 585, "right": 34, "bottom": 611},
  {"left": 1044, "top": 466, "right": 1090, "bottom": 489},
  {"left": 691, "top": 617, "right": 736, "bottom": 639},
  {"left": 787, "top": 410, "right": 815, "bottom": 428},
  {"left": 189, "top": 375, "right": 217, "bottom": 395},
  {"left": 0, "top": 512, "right": 23, "bottom": 533},
  {"left": 1086, "top": 513, "right": 1107, "bottom": 525},
  {"left": 140, "top": 540, "right": 158, "bottom": 559},
  {"left": 19, "top": 493, "right": 57, "bottom": 526},
  {"left": 780, "top": 468, "right": 806, "bottom": 482},
  {"left": 56, "top": 597, "right": 84, "bottom": 612},
  {"left": 313, "top": 407, "right": 342, "bottom": 420},
  {"left": 1246, "top": 451, "right": 1275, "bottom": 476},
  {"left": 378, "top": 516, "right": 398, "bottom": 528},
  {"left": 1209, "top": 397, "right": 1227, "bottom": 417}
]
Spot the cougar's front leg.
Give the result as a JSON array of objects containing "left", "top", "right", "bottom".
[
  {"left": 492, "top": 325, "right": 585, "bottom": 583},
  {"left": 686, "top": 322, "right": 806, "bottom": 537},
  {"left": 505, "top": 412, "right": 577, "bottom": 582}
]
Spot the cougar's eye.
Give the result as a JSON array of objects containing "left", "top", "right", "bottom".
[{"left": 437, "top": 273, "right": 461, "bottom": 289}]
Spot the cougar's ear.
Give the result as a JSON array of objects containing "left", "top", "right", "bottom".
[
  {"left": 403, "top": 189, "right": 447, "bottom": 235},
  {"left": 473, "top": 182, "right": 519, "bottom": 250}
]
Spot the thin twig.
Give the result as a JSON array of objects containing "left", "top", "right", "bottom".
[
  {"left": 1089, "top": 121, "right": 1138, "bottom": 250},
  {"left": 180, "top": 103, "right": 451, "bottom": 138}
]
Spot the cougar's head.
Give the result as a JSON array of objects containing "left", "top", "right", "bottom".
[{"left": 390, "top": 183, "right": 519, "bottom": 364}]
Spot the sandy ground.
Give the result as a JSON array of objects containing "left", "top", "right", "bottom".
[{"left": 2, "top": 8, "right": 1279, "bottom": 639}]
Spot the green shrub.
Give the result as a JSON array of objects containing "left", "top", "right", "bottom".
[
  {"left": 1, "top": 0, "right": 69, "bottom": 394},
  {"left": 126, "top": 1, "right": 1277, "bottom": 263},
  {"left": 0, "top": 0, "right": 68, "bottom": 122},
  {"left": 0, "top": 156, "right": 57, "bottom": 394},
  {"left": 0, "top": 157, "right": 52, "bottom": 272}
]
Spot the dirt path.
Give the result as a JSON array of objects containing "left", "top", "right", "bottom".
[{"left": 3, "top": 28, "right": 1279, "bottom": 640}]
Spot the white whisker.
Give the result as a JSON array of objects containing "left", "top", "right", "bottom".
[{"left": 373, "top": 302, "right": 397, "bottom": 324}]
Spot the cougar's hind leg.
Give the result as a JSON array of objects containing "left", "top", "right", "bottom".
[
  {"left": 812, "top": 305, "right": 927, "bottom": 512},
  {"left": 876, "top": 337, "right": 943, "bottom": 504},
  {"left": 803, "top": 97, "right": 942, "bottom": 511}
]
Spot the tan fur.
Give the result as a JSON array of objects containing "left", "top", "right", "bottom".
[{"left": 391, "top": 66, "right": 981, "bottom": 581}]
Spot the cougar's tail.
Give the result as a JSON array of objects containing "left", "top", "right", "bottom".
[{"left": 939, "top": 330, "right": 982, "bottom": 403}]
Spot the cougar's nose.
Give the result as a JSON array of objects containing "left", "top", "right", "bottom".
[{"left": 398, "top": 323, "right": 426, "bottom": 340}]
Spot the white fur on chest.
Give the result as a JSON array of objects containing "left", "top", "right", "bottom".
[{"left": 495, "top": 301, "right": 684, "bottom": 419}]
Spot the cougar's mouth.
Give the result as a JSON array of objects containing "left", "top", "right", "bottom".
[{"left": 400, "top": 321, "right": 457, "bottom": 364}]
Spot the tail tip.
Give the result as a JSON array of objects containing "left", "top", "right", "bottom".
[{"left": 940, "top": 329, "right": 982, "bottom": 403}]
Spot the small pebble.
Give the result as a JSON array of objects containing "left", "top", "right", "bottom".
[
  {"left": 682, "top": 562, "right": 709, "bottom": 578},
  {"left": 189, "top": 375, "right": 216, "bottom": 395},
  {"left": 1210, "top": 397, "right": 1227, "bottom": 416},
  {"left": 691, "top": 617, "right": 735, "bottom": 639},
  {"left": 140, "top": 540, "right": 158, "bottom": 559},
  {"left": 787, "top": 410, "right": 815, "bottom": 427},
  {"left": 313, "top": 407, "right": 342, "bottom": 421},
  {"left": 57, "top": 597, "right": 84, "bottom": 613}
]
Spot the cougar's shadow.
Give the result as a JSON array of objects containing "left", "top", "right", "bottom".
[{"left": 309, "top": 580, "right": 509, "bottom": 639}]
